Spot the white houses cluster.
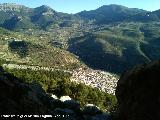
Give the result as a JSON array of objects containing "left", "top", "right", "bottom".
[{"left": 71, "top": 68, "right": 118, "bottom": 94}]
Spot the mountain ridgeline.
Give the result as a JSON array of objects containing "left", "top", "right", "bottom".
[
  {"left": 0, "top": 3, "right": 160, "bottom": 75},
  {"left": 0, "top": 3, "right": 160, "bottom": 30},
  {"left": 78, "top": 4, "right": 160, "bottom": 24},
  {"left": 0, "top": 3, "right": 80, "bottom": 30}
]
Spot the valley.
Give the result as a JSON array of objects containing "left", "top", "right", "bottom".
[
  {"left": 0, "top": 3, "right": 160, "bottom": 116},
  {"left": 3, "top": 63, "right": 118, "bottom": 95}
]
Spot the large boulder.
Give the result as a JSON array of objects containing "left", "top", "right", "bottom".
[
  {"left": 64, "top": 100, "right": 81, "bottom": 112},
  {"left": 83, "top": 104, "right": 102, "bottom": 115},
  {"left": 115, "top": 60, "right": 160, "bottom": 120},
  {"left": 51, "top": 94, "right": 58, "bottom": 100},
  {"left": 60, "top": 96, "right": 81, "bottom": 112},
  {"left": 0, "top": 66, "right": 50, "bottom": 114},
  {"left": 60, "top": 96, "right": 72, "bottom": 102}
]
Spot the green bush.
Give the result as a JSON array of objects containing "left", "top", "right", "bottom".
[{"left": 6, "top": 68, "right": 117, "bottom": 111}]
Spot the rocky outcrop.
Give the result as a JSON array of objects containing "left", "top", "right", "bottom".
[
  {"left": 115, "top": 60, "right": 160, "bottom": 120},
  {"left": 0, "top": 66, "right": 51, "bottom": 114},
  {"left": 0, "top": 66, "right": 110, "bottom": 119},
  {"left": 3, "top": 64, "right": 118, "bottom": 95}
]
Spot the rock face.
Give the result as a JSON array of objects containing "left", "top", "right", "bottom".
[
  {"left": 0, "top": 66, "right": 52, "bottom": 114},
  {"left": 0, "top": 66, "right": 110, "bottom": 119},
  {"left": 115, "top": 60, "right": 160, "bottom": 120}
]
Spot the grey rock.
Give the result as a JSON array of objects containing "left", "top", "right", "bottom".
[{"left": 83, "top": 104, "right": 102, "bottom": 115}]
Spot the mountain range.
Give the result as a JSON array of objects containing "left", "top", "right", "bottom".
[
  {"left": 0, "top": 3, "right": 160, "bottom": 74},
  {"left": 0, "top": 3, "right": 81, "bottom": 30},
  {"left": 78, "top": 4, "right": 156, "bottom": 23},
  {"left": 0, "top": 3, "right": 160, "bottom": 30}
]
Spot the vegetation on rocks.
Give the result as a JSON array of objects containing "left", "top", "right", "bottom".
[
  {"left": 0, "top": 66, "right": 111, "bottom": 119},
  {"left": 6, "top": 68, "right": 117, "bottom": 111}
]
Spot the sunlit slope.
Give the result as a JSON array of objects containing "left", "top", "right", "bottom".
[
  {"left": 68, "top": 22, "right": 160, "bottom": 74},
  {"left": 0, "top": 3, "right": 82, "bottom": 30},
  {"left": 0, "top": 28, "right": 81, "bottom": 69},
  {"left": 78, "top": 4, "right": 159, "bottom": 24}
]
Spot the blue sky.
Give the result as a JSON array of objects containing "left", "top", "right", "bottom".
[{"left": 0, "top": 0, "right": 159, "bottom": 13}]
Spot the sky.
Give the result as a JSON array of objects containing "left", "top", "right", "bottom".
[{"left": 0, "top": 0, "right": 160, "bottom": 13}]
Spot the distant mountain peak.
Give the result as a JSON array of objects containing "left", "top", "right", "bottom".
[
  {"left": 35, "top": 5, "right": 53, "bottom": 11},
  {"left": 96, "top": 4, "right": 146, "bottom": 13},
  {"left": 34, "top": 5, "right": 55, "bottom": 15},
  {"left": 100, "top": 4, "right": 127, "bottom": 8},
  {"left": 39, "top": 5, "right": 51, "bottom": 8},
  {"left": 77, "top": 4, "right": 149, "bottom": 24},
  {"left": 0, "top": 3, "right": 26, "bottom": 8},
  {"left": 0, "top": 3, "right": 30, "bottom": 12},
  {"left": 0, "top": 3, "right": 20, "bottom": 6}
]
